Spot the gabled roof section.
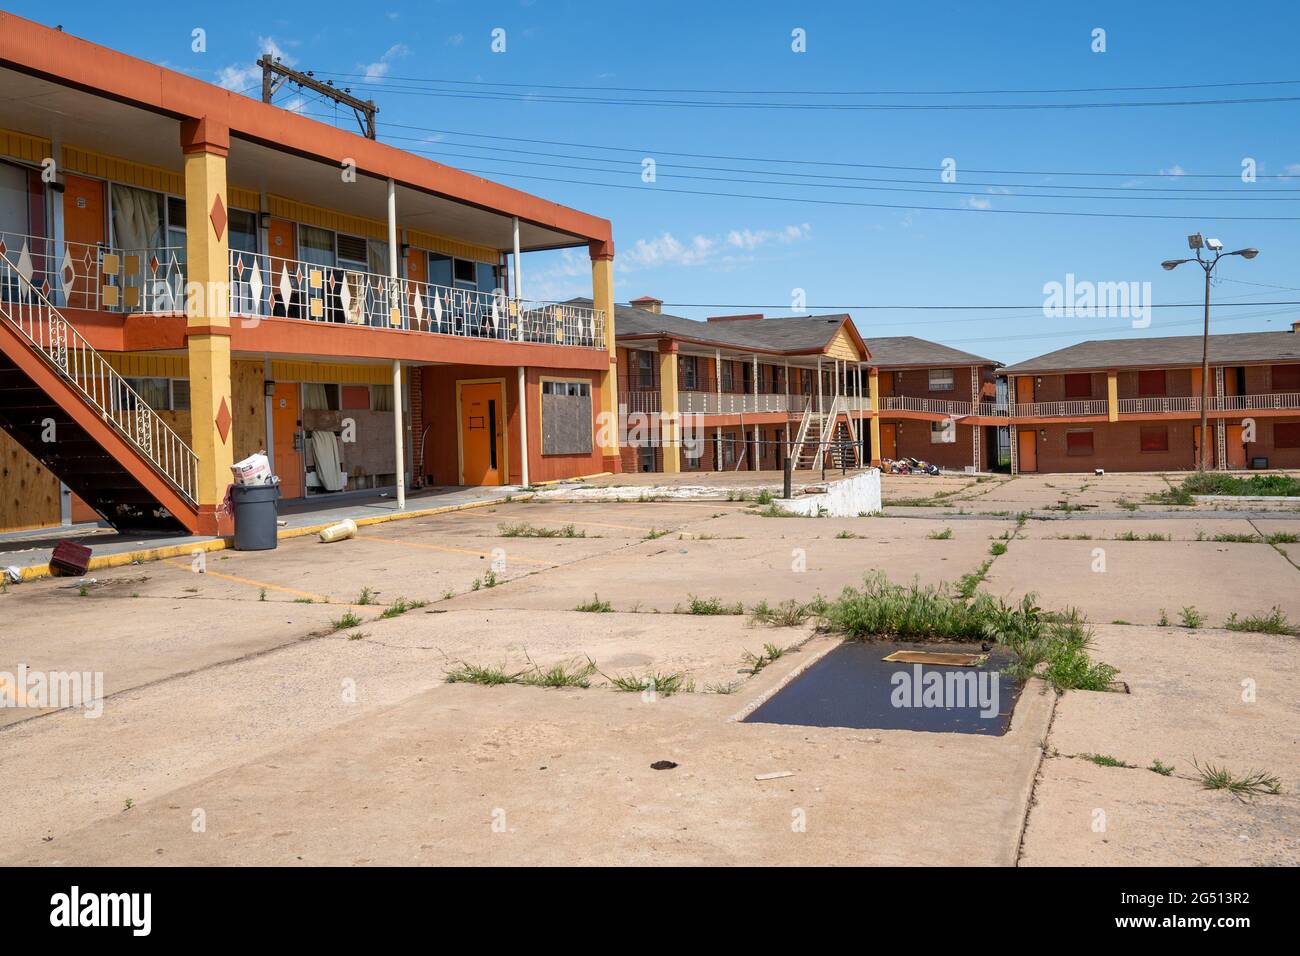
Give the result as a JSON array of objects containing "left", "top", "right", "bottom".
[
  {"left": 1000, "top": 330, "right": 1300, "bottom": 374},
  {"left": 863, "top": 336, "right": 998, "bottom": 369},
  {"left": 580, "top": 298, "right": 869, "bottom": 358}
]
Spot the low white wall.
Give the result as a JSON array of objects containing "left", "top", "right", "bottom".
[{"left": 775, "top": 469, "right": 882, "bottom": 517}]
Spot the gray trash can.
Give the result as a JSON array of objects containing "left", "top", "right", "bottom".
[{"left": 231, "top": 483, "right": 280, "bottom": 551}]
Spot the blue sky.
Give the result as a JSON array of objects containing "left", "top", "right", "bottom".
[{"left": 17, "top": 1, "right": 1300, "bottom": 361}]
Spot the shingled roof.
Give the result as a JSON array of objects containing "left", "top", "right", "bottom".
[
  {"left": 1000, "top": 329, "right": 1300, "bottom": 374},
  {"left": 571, "top": 298, "right": 867, "bottom": 357},
  {"left": 861, "top": 336, "right": 997, "bottom": 369}
]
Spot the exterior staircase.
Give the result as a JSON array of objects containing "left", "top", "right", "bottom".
[
  {"left": 789, "top": 395, "right": 855, "bottom": 470},
  {"left": 0, "top": 256, "right": 200, "bottom": 532}
]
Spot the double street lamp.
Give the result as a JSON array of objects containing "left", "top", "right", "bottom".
[{"left": 1161, "top": 234, "right": 1259, "bottom": 470}]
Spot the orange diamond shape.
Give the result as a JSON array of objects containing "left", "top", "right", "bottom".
[
  {"left": 210, "top": 194, "right": 227, "bottom": 242},
  {"left": 215, "top": 397, "right": 232, "bottom": 444}
]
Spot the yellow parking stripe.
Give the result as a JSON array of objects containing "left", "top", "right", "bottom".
[
  {"left": 352, "top": 534, "right": 554, "bottom": 566},
  {"left": 163, "top": 560, "right": 333, "bottom": 604}
]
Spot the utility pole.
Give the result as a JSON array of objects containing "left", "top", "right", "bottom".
[
  {"left": 1161, "top": 235, "right": 1259, "bottom": 470},
  {"left": 259, "top": 57, "right": 378, "bottom": 139}
]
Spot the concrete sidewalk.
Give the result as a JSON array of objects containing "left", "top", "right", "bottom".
[{"left": 0, "top": 484, "right": 520, "bottom": 581}]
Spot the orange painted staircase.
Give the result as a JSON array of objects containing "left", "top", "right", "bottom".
[{"left": 0, "top": 258, "right": 201, "bottom": 533}]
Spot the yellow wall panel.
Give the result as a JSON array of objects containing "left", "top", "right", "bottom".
[
  {"left": 0, "top": 127, "right": 52, "bottom": 164},
  {"left": 406, "top": 229, "right": 499, "bottom": 265}
]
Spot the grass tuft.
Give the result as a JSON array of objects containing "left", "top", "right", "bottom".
[
  {"left": 928, "top": 527, "right": 954, "bottom": 540},
  {"left": 1194, "top": 758, "right": 1282, "bottom": 796},
  {"left": 681, "top": 594, "right": 744, "bottom": 616},
  {"left": 749, "top": 598, "right": 814, "bottom": 628},
  {"left": 331, "top": 610, "right": 363, "bottom": 631},
  {"left": 1081, "top": 752, "right": 1135, "bottom": 768},
  {"left": 575, "top": 593, "right": 614, "bottom": 613},
  {"left": 1223, "top": 606, "right": 1296, "bottom": 636}
]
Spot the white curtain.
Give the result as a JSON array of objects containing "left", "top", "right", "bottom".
[
  {"left": 111, "top": 184, "right": 162, "bottom": 253},
  {"left": 303, "top": 383, "right": 330, "bottom": 410},
  {"left": 311, "top": 430, "right": 345, "bottom": 491}
]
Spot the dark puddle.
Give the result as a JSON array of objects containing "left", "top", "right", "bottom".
[{"left": 744, "top": 641, "right": 1022, "bottom": 736}]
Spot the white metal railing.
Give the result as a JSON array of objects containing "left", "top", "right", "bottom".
[
  {"left": 844, "top": 395, "right": 873, "bottom": 412},
  {"left": 623, "top": 389, "right": 661, "bottom": 414},
  {"left": 0, "top": 256, "right": 198, "bottom": 503},
  {"left": 678, "top": 390, "right": 802, "bottom": 416},
  {"left": 1117, "top": 396, "right": 1199, "bottom": 414},
  {"left": 1116, "top": 394, "right": 1300, "bottom": 414},
  {"left": 881, "top": 395, "right": 974, "bottom": 416},
  {"left": 1011, "top": 400, "right": 1110, "bottom": 418},
  {"left": 228, "top": 252, "right": 605, "bottom": 349},
  {"left": 0, "top": 231, "right": 186, "bottom": 315}
]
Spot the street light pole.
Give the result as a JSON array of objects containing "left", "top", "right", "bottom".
[{"left": 1161, "top": 235, "right": 1259, "bottom": 471}]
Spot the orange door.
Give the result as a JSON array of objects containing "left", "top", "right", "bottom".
[
  {"left": 1017, "top": 429, "right": 1038, "bottom": 473},
  {"left": 266, "top": 218, "right": 296, "bottom": 316},
  {"left": 1193, "top": 426, "right": 1214, "bottom": 469},
  {"left": 1226, "top": 424, "right": 1247, "bottom": 469},
  {"left": 62, "top": 174, "right": 105, "bottom": 310},
  {"left": 272, "top": 383, "right": 303, "bottom": 498},
  {"left": 459, "top": 381, "right": 506, "bottom": 485},
  {"left": 1016, "top": 376, "right": 1035, "bottom": 405},
  {"left": 880, "top": 423, "right": 898, "bottom": 460}
]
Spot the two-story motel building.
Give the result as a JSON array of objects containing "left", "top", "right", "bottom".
[{"left": 0, "top": 13, "right": 619, "bottom": 534}]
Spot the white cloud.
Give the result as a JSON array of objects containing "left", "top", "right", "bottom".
[
  {"left": 447, "top": 33, "right": 465, "bottom": 47},
  {"left": 1160, "top": 164, "right": 1187, "bottom": 177},
  {"left": 963, "top": 196, "right": 992, "bottom": 210},
  {"left": 621, "top": 223, "right": 812, "bottom": 270},
  {"left": 360, "top": 43, "right": 410, "bottom": 81},
  {"left": 217, "top": 36, "right": 296, "bottom": 93}
]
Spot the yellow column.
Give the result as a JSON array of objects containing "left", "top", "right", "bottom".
[
  {"left": 658, "top": 338, "right": 681, "bottom": 473},
  {"left": 590, "top": 245, "right": 620, "bottom": 469},
  {"left": 181, "top": 118, "right": 235, "bottom": 531},
  {"left": 1107, "top": 370, "right": 1119, "bottom": 422},
  {"left": 868, "top": 368, "right": 882, "bottom": 466}
]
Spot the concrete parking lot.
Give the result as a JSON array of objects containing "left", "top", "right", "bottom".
[{"left": 1, "top": 472, "right": 1297, "bottom": 866}]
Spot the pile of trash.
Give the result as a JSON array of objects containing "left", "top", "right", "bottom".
[{"left": 881, "top": 457, "right": 941, "bottom": 476}]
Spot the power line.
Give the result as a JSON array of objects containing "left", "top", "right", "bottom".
[
  {"left": 382, "top": 132, "right": 1300, "bottom": 194},
  {"left": 395, "top": 163, "right": 1300, "bottom": 221},
  {"left": 404, "top": 145, "right": 1300, "bottom": 203},
  {"left": 944, "top": 306, "right": 1300, "bottom": 346},
  {"left": 332, "top": 81, "right": 1300, "bottom": 112},
  {"left": 657, "top": 300, "right": 1300, "bottom": 312},
  {"left": 307, "top": 72, "right": 1300, "bottom": 98},
  {"left": 320, "top": 119, "right": 1298, "bottom": 181}
]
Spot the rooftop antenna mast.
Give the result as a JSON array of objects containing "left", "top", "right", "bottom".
[{"left": 258, "top": 57, "right": 378, "bottom": 139}]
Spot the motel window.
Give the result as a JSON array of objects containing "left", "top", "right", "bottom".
[
  {"left": 1138, "top": 370, "right": 1167, "bottom": 397},
  {"left": 1064, "top": 373, "right": 1092, "bottom": 399},
  {"left": 930, "top": 421, "right": 956, "bottom": 444},
  {"left": 541, "top": 380, "right": 593, "bottom": 456},
  {"left": 299, "top": 226, "right": 335, "bottom": 267},
  {"left": 633, "top": 350, "right": 655, "bottom": 389},
  {"left": 1139, "top": 426, "right": 1169, "bottom": 453},
  {"left": 452, "top": 258, "right": 477, "bottom": 288},
  {"left": 335, "top": 234, "right": 368, "bottom": 269},
  {"left": 121, "top": 377, "right": 188, "bottom": 412},
  {"left": 721, "top": 362, "right": 734, "bottom": 392},
  {"left": 637, "top": 445, "right": 656, "bottom": 473},
  {"left": 1272, "top": 365, "right": 1300, "bottom": 392},
  {"left": 1275, "top": 423, "right": 1300, "bottom": 449},
  {"left": 678, "top": 355, "right": 698, "bottom": 390},
  {"left": 928, "top": 368, "right": 954, "bottom": 392},
  {"left": 427, "top": 253, "right": 453, "bottom": 287},
  {"left": 1065, "top": 429, "right": 1094, "bottom": 456}
]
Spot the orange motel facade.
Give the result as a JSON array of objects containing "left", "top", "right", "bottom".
[{"left": 0, "top": 13, "right": 619, "bottom": 534}]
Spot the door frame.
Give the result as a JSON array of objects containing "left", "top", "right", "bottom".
[
  {"left": 455, "top": 377, "right": 509, "bottom": 486},
  {"left": 1017, "top": 428, "right": 1038, "bottom": 473},
  {"left": 272, "top": 381, "right": 305, "bottom": 498}
]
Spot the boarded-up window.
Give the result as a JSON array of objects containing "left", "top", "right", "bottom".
[
  {"left": 1064, "top": 373, "right": 1092, "bottom": 398},
  {"left": 341, "top": 385, "right": 370, "bottom": 410},
  {"left": 1066, "top": 429, "right": 1094, "bottom": 456},
  {"left": 541, "top": 379, "right": 593, "bottom": 455},
  {"left": 1140, "top": 426, "right": 1169, "bottom": 452},
  {"left": 1138, "top": 369, "right": 1166, "bottom": 396},
  {"left": 1275, "top": 422, "right": 1300, "bottom": 449},
  {"left": 1272, "top": 364, "right": 1300, "bottom": 391}
]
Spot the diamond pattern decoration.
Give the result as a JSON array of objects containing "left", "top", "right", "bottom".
[
  {"left": 339, "top": 273, "right": 353, "bottom": 321},
  {"left": 432, "top": 291, "right": 443, "bottom": 326},
  {"left": 16, "top": 241, "right": 33, "bottom": 284},
  {"left": 215, "top": 397, "right": 232, "bottom": 445},
  {"left": 278, "top": 263, "right": 293, "bottom": 311},
  {"left": 209, "top": 194, "right": 227, "bottom": 242},
  {"left": 248, "top": 259, "right": 264, "bottom": 307},
  {"left": 149, "top": 253, "right": 160, "bottom": 276},
  {"left": 0, "top": 238, "right": 7, "bottom": 257},
  {"left": 412, "top": 288, "right": 424, "bottom": 322}
]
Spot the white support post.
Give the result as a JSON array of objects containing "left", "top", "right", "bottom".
[
  {"left": 714, "top": 348, "right": 722, "bottom": 468},
  {"left": 388, "top": 178, "right": 405, "bottom": 510},
  {"left": 512, "top": 216, "right": 523, "bottom": 343},
  {"left": 518, "top": 365, "right": 530, "bottom": 488},
  {"left": 751, "top": 354, "right": 759, "bottom": 469}
]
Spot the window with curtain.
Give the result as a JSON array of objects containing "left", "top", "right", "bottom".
[
  {"left": 111, "top": 184, "right": 163, "bottom": 254},
  {"left": 299, "top": 226, "right": 334, "bottom": 267},
  {"left": 1064, "top": 373, "right": 1092, "bottom": 398},
  {"left": 1140, "top": 426, "right": 1169, "bottom": 452},
  {"left": 1138, "top": 369, "right": 1167, "bottom": 396}
]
